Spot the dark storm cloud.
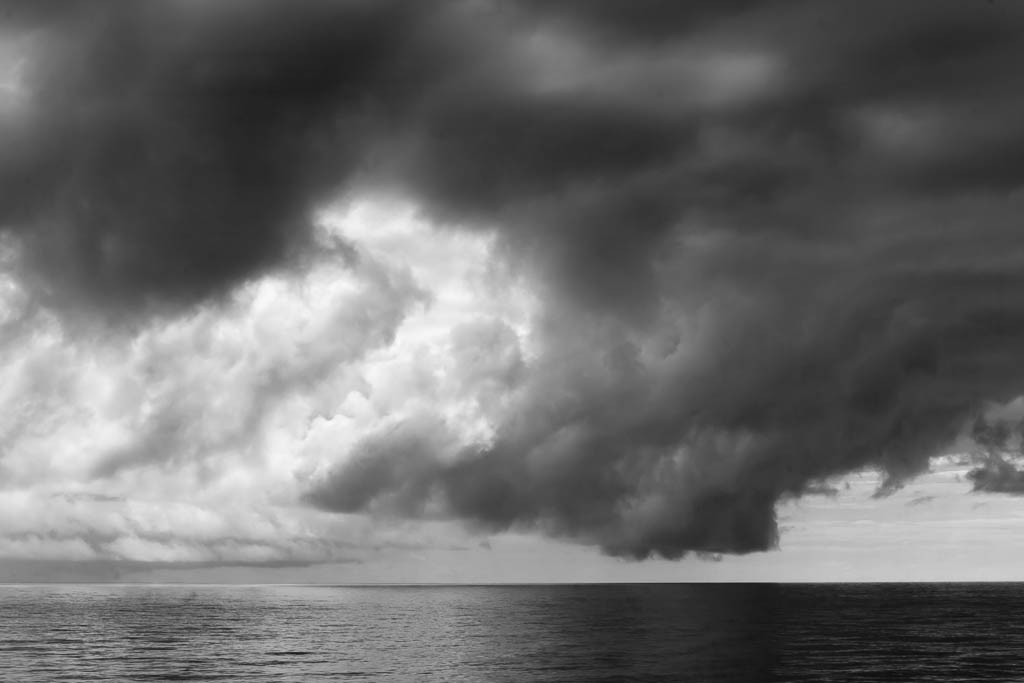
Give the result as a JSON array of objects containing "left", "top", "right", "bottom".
[
  {"left": 508, "top": 0, "right": 765, "bottom": 43},
  {"left": 965, "top": 414, "right": 1024, "bottom": 494},
  {"left": 8, "top": 1, "right": 1024, "bottom": 557},
  {"left": 0, "top": 0, "right": 448, "bottom": 316},
  {"left": 968, "top": 462, "right": 1024, "bottom": 495}
]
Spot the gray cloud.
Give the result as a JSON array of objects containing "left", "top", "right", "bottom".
[
  {"left": 968, "top": 462, "right": 1024, "bottom": 495},
  {"left": 964, "top": 413, "right": 1024, "bottom": 494},
  {"left": 7, "top": 0, "right": 1024, "bottom": 558},
  {"left": 0, "top": 0, "right": 445, "bottom": 318}
]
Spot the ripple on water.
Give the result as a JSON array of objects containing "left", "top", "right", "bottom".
[{"left": 2, "top": 583, "right": 1024, "bottom": 682}]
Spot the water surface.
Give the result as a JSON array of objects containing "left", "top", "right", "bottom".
[{"left": 2, "top": 583, "right": 1022, "bottom": 681}]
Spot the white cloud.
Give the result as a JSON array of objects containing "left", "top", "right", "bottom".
[{"left": 0, "top": 194, "right": 537, "bottom": 571}]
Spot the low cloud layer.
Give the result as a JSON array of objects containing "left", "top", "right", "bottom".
[{"left": 4, "top": 1, "right": 1024, "bottom": 560}]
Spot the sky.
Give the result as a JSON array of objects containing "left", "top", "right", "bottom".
[{"left": 2, "top": 0, "right": 1024, "bottom": 583}]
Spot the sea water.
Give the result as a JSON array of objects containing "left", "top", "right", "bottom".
[{"left": 2, "top": 583, "right": 1022, "bottom": 681}]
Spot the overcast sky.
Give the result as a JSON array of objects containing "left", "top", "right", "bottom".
[{"left": 3, "top": 0, "right": 1024, "bottom": 583}]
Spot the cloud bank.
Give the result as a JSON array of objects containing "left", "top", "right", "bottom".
[
  {"left": 3, "top": 0, "right": 1024, "bottom": 560},
  {"left": 0, "top": 196, "right": 530, "bottom": 570}
]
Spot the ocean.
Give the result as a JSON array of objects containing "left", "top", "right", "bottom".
[{"left": 1, "top": 583, "right": 1022, "bottom": 681}]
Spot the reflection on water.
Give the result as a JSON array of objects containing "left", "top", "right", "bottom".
[{"left": 1, "top": 583, "right": 1022, "bottom": 681}]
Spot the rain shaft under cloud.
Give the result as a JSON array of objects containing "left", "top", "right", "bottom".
[{"left": 4, "top": 0, "right": 1024, "bottom": 559}]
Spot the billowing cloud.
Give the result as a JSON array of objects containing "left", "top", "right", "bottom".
[
  {"left": 0, "top": 198, "right": 528, "bottom": 570},
  {"left": 4, "top": 0, "right": 1024, "bottom": 563}
]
